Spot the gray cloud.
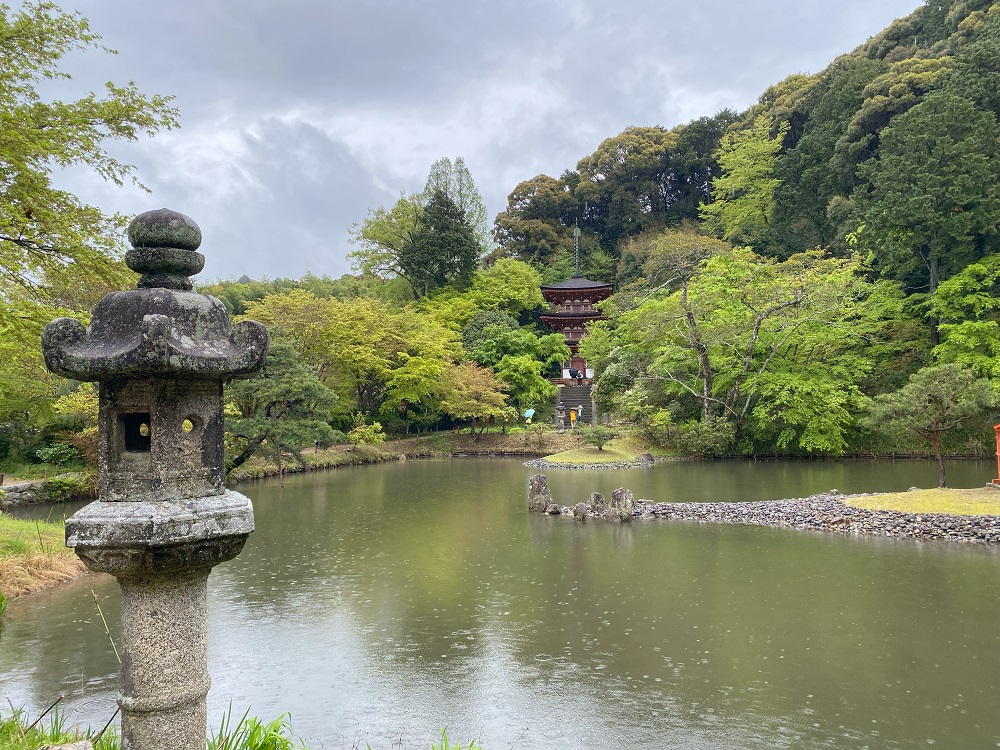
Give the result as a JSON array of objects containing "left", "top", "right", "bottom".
[{"left": 55, "top": 0, "right": 919, "bottom": 280}]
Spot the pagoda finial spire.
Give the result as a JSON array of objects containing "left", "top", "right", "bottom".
[{"left": 573, "top": 225, "right": 581, "bottom": 277}]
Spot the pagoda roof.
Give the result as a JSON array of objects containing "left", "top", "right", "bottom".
[{"left": 540, "top": 274, "right": 612, "bottom": 291}]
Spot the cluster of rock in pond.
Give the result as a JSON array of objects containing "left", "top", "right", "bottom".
[{"left": 527, "top": 474, "right": 1000, "bottom": 544}]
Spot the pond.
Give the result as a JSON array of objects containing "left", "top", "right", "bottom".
[{"left": 2, "top": 458, "right": 999, "bottom": 749}]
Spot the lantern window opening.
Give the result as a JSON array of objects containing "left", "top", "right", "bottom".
[{"left": 120, "top": 412, "right": 152, "bottom": 453}]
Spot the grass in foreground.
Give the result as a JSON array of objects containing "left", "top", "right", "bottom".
[
  {"left": 848, "top": 487, "right": 1000, "bottom": 516},
  {"left": 2, "top": 708, "right": 483, "bottom": 750},
  {"left": 0, "top": 513, "right": 83, "bottom": 599},
  {"left": 0, "top": 707, "right": 118, "bottom": 750}
]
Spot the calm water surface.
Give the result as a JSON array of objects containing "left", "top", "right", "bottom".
[{"left": 2, "top": 459, "right": 998, "bottom": 749}]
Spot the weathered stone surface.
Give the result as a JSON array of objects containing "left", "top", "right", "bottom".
[
  {"left": 528, "top": 474, "right": 553, "bottom": 513},
  {"left": 609, "top": 487, "right": 636, "bottom": 523},
  {"left": 127, "top": 208, "right": 202, "bottom": 251},
  {"left": 66, "top": 491, "right": 253, "bottom": 549},
  {"left": 588, "top": 492, "right": 605, "bottom": 509},
  {"left": 573, "top": 502, "right": 589, "bottom": 520},
  {"left": 545, "top": 503, "right": 561, "bottom": 515},
  {"left": 42, "top": 293, "right": 268, "bottom": 380},
  {"left": 118, "top": 570, "right": 210, "bottom": 750},
  {"left": 41, "top": 208, "right": 269, "bottom": 750},
  {"left": 42, "top": 743, "right": 93, "bottom": 750}
]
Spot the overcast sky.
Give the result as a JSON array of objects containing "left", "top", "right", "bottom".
[{"left": 54, "top": 0, "right": 920, "bottom": 282}]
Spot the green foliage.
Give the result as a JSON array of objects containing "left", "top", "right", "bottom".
[
  {"left": 402, "top": 190, "right": 481, "bottom": 296},
  {"left": 0, "top": 706, "right": 119, "bottom": 750},
  {"left": 857, "top": 91, "right": 1000, "bottom": 306},
  {"left": 700, "top": 115, "right": 788, "bottom": 247},
  {"left": 423, "top": 156, "right": 493, "bottom": 253},
  {"left": 34, "top": 442, "right": 78, "bottom": 466},
  {"left": 599, "top": 247, "right": 884, "bottom": 454},
  {"left": 676, "top": 416, "right": 736, "bottom": 458},
  {"left": 347, "top": 417, "right": 386, "bottom": 447},
  {"left": 43, "top": 471, "right": 94, "bottom": 502},
  {"left": 932, "top": 254, "right": 1000, "bottom": 376},
  {"left": 424, "top": 727, "right": 482, "bottom": 750},
  {"left": 0, "top": 0, "right": 176, "bottom": 330},
  {"left": 225, "top": 342, "right": 338, "bottom": 472},
  {"left": 208, "top": 708, "right": 304, "bottom": 750},
  {"left": 580, "top": 424, "right": 615, "bottom": 451},
  {"left": 867, "top": 362, "right": 996, "bottom": 486}
]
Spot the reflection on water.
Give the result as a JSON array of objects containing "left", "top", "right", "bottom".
[{"left": 2, "top": 459, "right": 999, "bottom": 749}]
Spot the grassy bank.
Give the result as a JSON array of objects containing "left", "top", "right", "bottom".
[
  {"left": 849, "top": 487, "right": 1000, "bottom": 516},
  {"left": 0, "top": 514, "right": 83, "bottom": 600},
  {"left": 232, "top": 429, "right": 586, "bottom": 482}
]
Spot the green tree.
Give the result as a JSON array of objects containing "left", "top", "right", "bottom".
[
  {"left": 605, "top": 248, "right": 880, "bottom": 453},
  {"left": 492, "top": 173, "right": 578, "bottom": 267},
  {"left": 400, "top": 190, "right": 481, "bottom": 297},
  {"left": 0, "top": 1, "right": 178, "bottom": 305},
  {"left": 700, "top": 115, "right": 788, "bottom": 247},
  {"left": 423, "top": 156, "right": 493, "bottom": 253},
  {"left": 347, "top": 193, "right": 423, "bottom": 290},
  {"left": 931, "top": 254, "right": 1000, "bottom": 378},
  {"left": 580, "top": 424, "right": 615, "bottom": 451},
  {"left": 439, "top": 361, "right": 509, "bottom": 433},
  {"left": 225, "top": 343, "right": 338, "bottom": 473},
  {"left": 857, "top": 91, "right": 1000, "bottom": 343},
  {"left": 867, "top": 363, "right": 996, "bottom": 487}
]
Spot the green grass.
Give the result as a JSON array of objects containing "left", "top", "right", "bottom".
[
  {"left": 0, "top": 460, "right": 87, "bottom": 482},
  {"left": 0, "top": 707, "right": 118, "bottom": 750},
  {"left": 849, "top": 487, "right": 1000, "bottom": 515},
  {"left": 0, "top": 514, "right": 67, "bottom": 557},
  {"left": 1, "top": 707, "right": 484, "bottom": 750},
  {"left": 0, "top": 513, "right": 81, "bottom": 598},
  {"left": 542, "top": 437, "right": 638, "bottom": 464}
]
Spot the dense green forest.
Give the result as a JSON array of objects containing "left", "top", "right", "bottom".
[{"left": 4, "top": 0, "right": 1000, "bottom": 471}]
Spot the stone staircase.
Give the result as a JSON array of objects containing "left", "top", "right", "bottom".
[{"left": 557, "top": 384, "right": 596, "bottom": 426}]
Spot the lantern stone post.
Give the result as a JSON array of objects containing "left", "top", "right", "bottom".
[{"left": 41, "top": 209, "right": 269, "bottom": 750}]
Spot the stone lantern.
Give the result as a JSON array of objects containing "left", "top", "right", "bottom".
[{"left": 41, "top": 209, "right": 269, "bottom": 750}]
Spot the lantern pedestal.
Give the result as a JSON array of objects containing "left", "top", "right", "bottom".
[{"left": 67, "top": 493, "right": 253, "bottom": 750}]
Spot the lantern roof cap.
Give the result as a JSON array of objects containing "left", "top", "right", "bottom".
[{"left": 42, "top": 209, "right": 268, "bottom": 381}]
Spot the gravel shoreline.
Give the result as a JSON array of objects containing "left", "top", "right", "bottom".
[{"left": 640, "top": 491, "right": 1000, "bottom": 544}]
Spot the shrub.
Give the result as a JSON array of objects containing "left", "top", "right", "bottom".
[
  {"left": 45, "top": 472, "right": 96, "bottom": 503},
  {"left": 581, "top": 425, "right": 616, "bottom": 451},
  {"left": 677, "top": 417, "right": 735, "bottom": 458},
  {"left": 348, "top": 422, "right": 386, "bottom": 446},
  {"left": 35, "top": 443, "right": 80, "bottom": 466}
]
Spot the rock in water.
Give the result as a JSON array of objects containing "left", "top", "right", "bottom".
[
  {"left": 574, "top": 502, "right": 589, "bottom": 520},
  {"left": 609, "top": 487, "right": 636, "bottom": 523},
  {"left": 528, "top": 474, "right": 554, "bottom": 513}
]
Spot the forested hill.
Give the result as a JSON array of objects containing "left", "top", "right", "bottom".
[{"left": 492, "top": 0, "right": 1000, "bottom": 296}]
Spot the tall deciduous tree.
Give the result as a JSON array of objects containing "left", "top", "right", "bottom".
[
  {"left": 0, "top": 1, "right": 178, "bottom": 302},
  {"left": 423, "top": 156, "right": 493, "bottom": 253},
  {"left": 602, "top": 248, "right": 881, "bottom": 453},
  {"left": 867, "top": 363, "right": 996, "bottom": 487},
  {"left": 347, "top": 193, "right": 423, "bottom": 288},
  {"left": 700, "top": 115, "right": 788, "bottom": 247}
]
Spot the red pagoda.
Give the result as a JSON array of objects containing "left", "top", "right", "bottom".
[{"left": 539, "top": 273, "right": 613, "bottom": 382}]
